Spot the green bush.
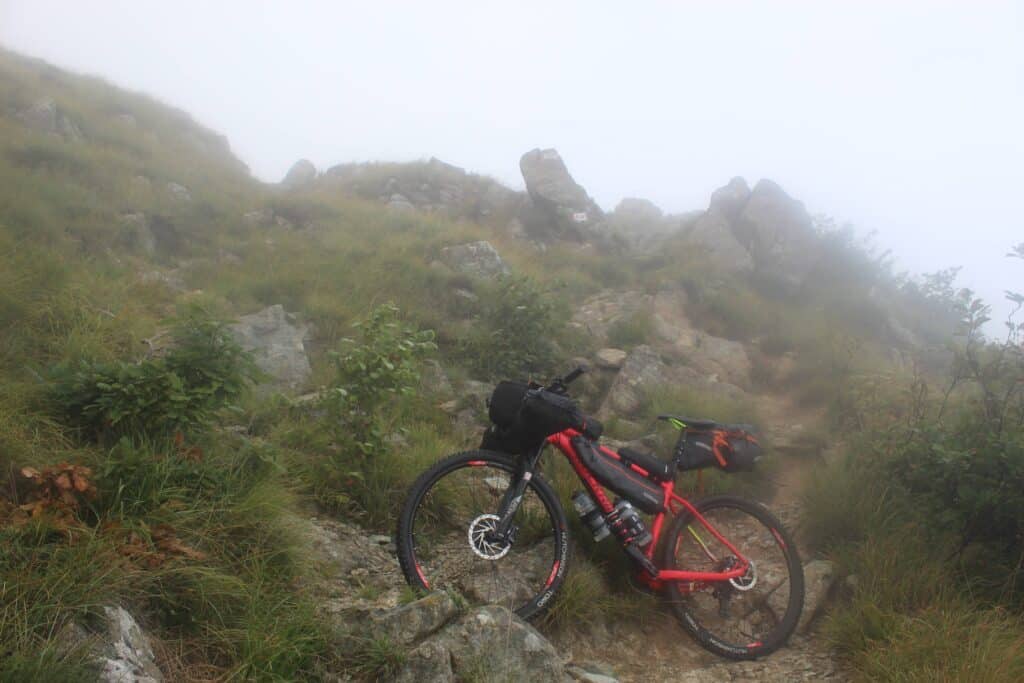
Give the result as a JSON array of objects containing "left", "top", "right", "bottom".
[
  {"left": 463, "top": 275, "right": 562, "bottom": 379},
  {"left": 320, "top": 302, "right": 436, "bottom": 458},
  {"left": 48, "top": 310, "right": 259, "bottom": 441}
]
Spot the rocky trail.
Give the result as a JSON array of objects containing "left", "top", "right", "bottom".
[{"left": 300, "top": 382, "right": 847, "bottom": 682}]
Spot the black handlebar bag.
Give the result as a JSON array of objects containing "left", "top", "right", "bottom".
[{"left": 480, "top": 382, "right": 582, "bottom": 455}]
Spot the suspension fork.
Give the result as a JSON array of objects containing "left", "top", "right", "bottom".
[{"left": 494, "top": 444, "right": 544, "bottom": 538}]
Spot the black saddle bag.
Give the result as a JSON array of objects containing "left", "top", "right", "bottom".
[{"left": 676, "top": 425, "right": 762, "bottom": 473}]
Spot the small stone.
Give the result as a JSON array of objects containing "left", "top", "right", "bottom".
[
  {"left": 166, "top": 182, "right": 192, "bottom": 201},
  {"left": 594, "top": 348, "right": 627, "bottom": 369}
]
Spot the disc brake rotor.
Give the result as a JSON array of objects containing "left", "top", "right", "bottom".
[
  {"left": 468, "top": 514, "right": 511, "bottom": 560},
  {"left": 729, "top": 559, "right": 758, "bottom": 591}
]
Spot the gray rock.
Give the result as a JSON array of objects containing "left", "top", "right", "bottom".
[
  {"left": 599, "top": 345, "right": 747, "bottom": 419},
  {"left": 570, "top": 290, "right": 651, "bottom": 342},
  {"left": 229, "top": 305, "right": 311, "bottom": 389},
  {"left": 242, "top": 208, "right": 274, "bottom": 226},
  {"left": 738, "top": 179, "right": 819, "bottom": 280},
  {"left": 166, "top": 182, "right": 192, "bottom": 202},
  {"left": 607, "top": 197, "right": 674, "bottom": 246},
  {"left": 599, "top": 345, "right": 667, "bottom": 416},
  {"left": 686, "top": 208, "right": 753, "bottom": 272},
  {"left": 439, "top": 241, "right": 509, "bottom": 279},
  {"left": 393, "top": 605, "right": 569, "bottom": 683},
  {"left": 708, "top": 176, "right": 751, "bottom": 219},
  {"left": 281, "top": 159, "right": 317, "bottom": 188},
  {"left": 799, "top": 559, "right": 837, "bottom": 633},
  {"left": 18, "top": 97, "right": 83, "bottom": 141},
  {"left": 366, "top": 591, "right": 460, "bottom": 646},
  {"left": 567, "top": 664, "right": 620, "bottom": 683},
  {"left": 96, "top": 606, "right": 163, "bottom": 683},
  {"left": 520, "top": 148, "right": 592, "bottom": 210},
  {"left": 594, "top": 348, "right": 627, "bottom": 370},
  {"left": 386, "top": 193, "right": 416, "bottom": 212},
  {"left": 421, "top": 360, "right": 454, "bottom": 397},
  {"left": 519, "top": 148, "right": 603, "bottom": 240},
  {"left": 139, "top": 269, "right": 186, "bottom": 292},
  {"left": 119, "top": 213, "right": 155, "bottom": 255}
]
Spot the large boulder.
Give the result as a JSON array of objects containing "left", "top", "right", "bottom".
[
  {"left": 393, "top": 605, "right": 569, "bottom": 683},
  {"left": 519, "top": 148, "right": 604, "bottom": 240},
  {"left": 281, "top": 159, "right": 317, "bottom": 188},
  {"left": 439, "top": 241, "right": 509, "bottom": 279},
  {"left": 520, "top": 148, "right": 592, "bottom": 210},
  {"left": 737, "top": 179, "right": 819, "bottom": 280},
  {"left": 229, "top": 305, "right": 311, "bottom": 390},
  {"left": 708, "top": 176, "right": 751, "bottom": 220},
  {"left": 685, "top": 177, "right": 754, "bottom": 272}
]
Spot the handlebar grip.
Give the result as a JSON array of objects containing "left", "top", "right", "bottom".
[{"left": 563, "top": 366, "right": 585, "bottom": 385}]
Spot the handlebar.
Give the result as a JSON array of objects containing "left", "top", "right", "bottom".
[
  {"left": 544, "top": 365, "right": 586, "bottom": 394},
  {"left": 562, "top": 366, "right": 585, "bottom": 386}
]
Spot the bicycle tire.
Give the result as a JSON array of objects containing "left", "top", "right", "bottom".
[
  {"left": 661, "top": 495, "right": 804, "bottom": 660},
  {"left": 396, "top": 449, "right": 570, "bottom": 620}
]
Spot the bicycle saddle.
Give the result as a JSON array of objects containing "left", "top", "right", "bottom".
[{"left": 657, "top": 414, "right": 719, "bottom": 429}]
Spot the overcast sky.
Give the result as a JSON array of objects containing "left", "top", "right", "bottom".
[{"left": 2, "top": 1, "right": 1022, "bottom": 325}]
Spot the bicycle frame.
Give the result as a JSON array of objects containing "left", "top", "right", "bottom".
[{"left": 545, "top": 429, "right": 751, "bottom": 590}]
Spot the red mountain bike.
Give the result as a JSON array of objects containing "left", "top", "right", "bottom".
[{"left": 397, "top": 367, "right": 804, "bottom": 660}]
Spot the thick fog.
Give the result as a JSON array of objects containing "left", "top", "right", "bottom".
[{"left": 3, "top": 1, "right": 1021, "bottom": 326}]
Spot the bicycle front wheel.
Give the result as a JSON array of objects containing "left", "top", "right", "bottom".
[
  {"left": 661, "top": 495, "right": 804, "bottom": 660},
  {"left": 396, "top": 450, "right": 569, "bottom": 620}
]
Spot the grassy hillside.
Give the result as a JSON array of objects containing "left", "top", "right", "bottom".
[{"left": 1, "top": 47, "right": 1021, "bottom": 681}]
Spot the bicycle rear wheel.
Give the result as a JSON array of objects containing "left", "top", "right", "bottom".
[
  {"left": 661, "top": 495, "right": 804, "bottom": 660},
  {"left": 396, "top": 450, "right": 569, "bottom": 620}
]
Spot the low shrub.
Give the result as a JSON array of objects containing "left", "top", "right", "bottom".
[
  {"left": 461, "top": 275, "right": 563, "bottom": 379},
  {"left": 48, "top": 309, "right": 259, "bottom": 442}
]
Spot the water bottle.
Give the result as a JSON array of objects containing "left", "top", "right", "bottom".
[
  {"left": 572, "top": 491, "right": 610, "bottom": 542},
  {"left": 607, "top": 499, "right": 653, "bottom": 548}
]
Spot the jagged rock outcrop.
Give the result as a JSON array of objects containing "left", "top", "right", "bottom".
[
  {"left": 281, "top": 158, "right": 317, "bottom": 188},
  {"left": 739, "top": 179, "right": 819, "bottom": 282},
  {"left": 394, "top": 604, "right": 569, "bottom": 682},
  {"left": 519, "top": 148, "right": 605, "bottom": 241},
  {"left": 570, "top": 290, "right": 651, "bottom": 341},
  {"left": 650, "top": 290, "right": 751, "bottom": 386},
  {"left": 598, "top": 345, "right": 746, "bottom": 419},
  {"left": 58, "top": 605, "right": 163, "bottom": 683},
  {"left": 686, "top": 177, "right": 754, "bottom": 272},
  {"left": 323, "top": 157, "right": 522, "bottom": 221},
  {"left": 683, "top": 177, "right": 822, "bottom": 282},
  {"left": 229, "top": 305, "right": 311, "bottom": 389},
  {"left": 439, "top": 241, "right": 509, "bottom": 279},
  {"left": 96, "top": 606, "right": 163, "bottom": 683}
]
